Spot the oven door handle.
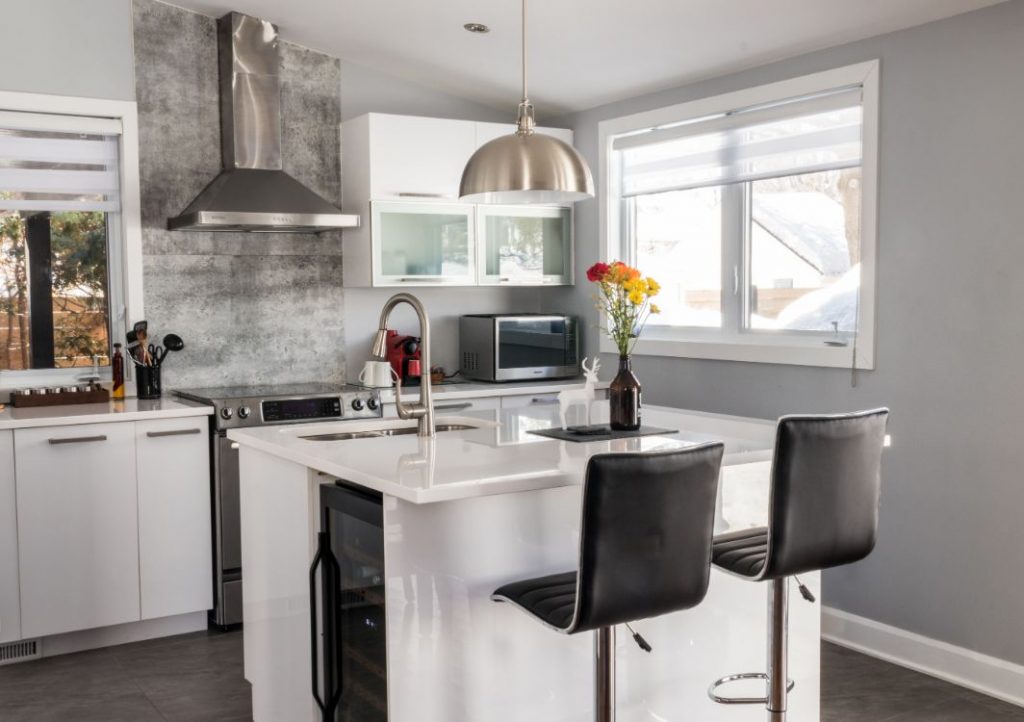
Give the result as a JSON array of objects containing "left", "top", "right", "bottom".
[{"left": 310, "top": 531, "right": 342, "bottom": 721}]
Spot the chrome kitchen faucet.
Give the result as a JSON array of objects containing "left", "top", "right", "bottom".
[{"left": 371, "top": 293, "right": 435, "bottom": 437}]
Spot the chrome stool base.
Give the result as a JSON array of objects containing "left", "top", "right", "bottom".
[{"left": 708, "top": 672, "right": 795, "bottom": 704}]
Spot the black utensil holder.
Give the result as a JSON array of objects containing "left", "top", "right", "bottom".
[{"left": 136, "top": 365, "right": 162, "bottom": 399}]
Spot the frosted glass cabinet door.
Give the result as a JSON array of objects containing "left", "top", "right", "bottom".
[
  {"left": 371, "top": 201, "right": 476, "bottom": 285},
  {"left": 478, "top": 206, "right": 572, "bottom": 285}
]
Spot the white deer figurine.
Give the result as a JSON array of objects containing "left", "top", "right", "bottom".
[{"left": 558, "top": 357, "right": 601, "bottom": 430}]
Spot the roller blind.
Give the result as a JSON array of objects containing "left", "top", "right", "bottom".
[
  {"left": 0, "top": 111, "right": 122, "bottom": 213},
  {"left": 614, "top": 87, "right": 863, "bottom": 198}
]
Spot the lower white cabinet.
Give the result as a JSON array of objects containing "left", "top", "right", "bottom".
[
  {"left": 382, "top": 395, "right": 500, "bottom": 419},
  {"left": 0, "top": 431, "right": 20, "bottom": 643},
  {"left": 136, "top": 418, "right": 212, "bottom": 620},
  {"left": 499, "top": 393, "right": 561, "bottom": 410},
  {"left": 15, "top": 423, "right": 140, "bottom": 639}
]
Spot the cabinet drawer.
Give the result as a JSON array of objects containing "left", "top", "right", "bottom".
[{"left": 383, "top": 395, "right": 500, "bottom": 419}]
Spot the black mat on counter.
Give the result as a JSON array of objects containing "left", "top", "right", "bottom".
[{"left": 528, "top": 425, "right": 678, "bottom": 443}]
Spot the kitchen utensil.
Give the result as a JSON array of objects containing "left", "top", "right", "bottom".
[
  {"left": 358, "top": 360, "right": 398, "bottom": 388},
  {"left": 162, "top": 333, "right": 185, "bottom": 353},
  {"left": 134, "top": 321, "right": 150, "bottom": 364}
]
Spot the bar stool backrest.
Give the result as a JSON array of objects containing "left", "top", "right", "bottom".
[
  {"left": 763, "top": 408, "right": 890, "bottom": 580},
  {"left": 570, "top": 443, "right": 725, "bottom": 633}
]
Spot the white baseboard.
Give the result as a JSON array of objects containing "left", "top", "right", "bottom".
[
  {"left": 822, "top": 606, "right": 1024, "bottom": 709},
  {"left": 39, "top": 611, "right": 208, "bottom": 658}
]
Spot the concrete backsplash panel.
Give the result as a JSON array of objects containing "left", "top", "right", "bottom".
[{"left": 133, "top": 0, "right": 346, "bottom": 388}]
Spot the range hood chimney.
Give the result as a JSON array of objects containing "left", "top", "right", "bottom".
[{"left": 167, "top": 12, "right": 359, "bottom": 233}]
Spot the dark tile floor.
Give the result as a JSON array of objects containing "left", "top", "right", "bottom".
[{"left": 0, "top": 631, "right": 1021, "bottom": 721}]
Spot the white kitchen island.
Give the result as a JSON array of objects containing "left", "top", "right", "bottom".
[{"left": 230, "top": 404, "right": 821, "bottom": 722}]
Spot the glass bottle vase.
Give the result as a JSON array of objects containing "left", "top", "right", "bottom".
[{"left": 609, "top": 355, "right": 641, "bottom": 431}]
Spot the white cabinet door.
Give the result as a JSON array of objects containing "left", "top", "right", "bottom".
[
  {"left": 371, "top": 201, "right": 477, "bottom": 285},
  {"left": 478, "top": 205, "right": 573, "bottom": 285},
  {"left": 136, "top": 418, "right": 212, "bottom": 620},
  {"left": 0, "top": 431, "right": 19, "bottom": 643},
  {"left": 368, "top": 114, "right": 477, "bottom": 200},
  {"left": 15, "top": 423, "right": 140, "bottom": 638}
]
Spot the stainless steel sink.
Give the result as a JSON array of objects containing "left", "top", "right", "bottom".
[{"left": 301, "top": 423, "right": 477, "bottom": 442}]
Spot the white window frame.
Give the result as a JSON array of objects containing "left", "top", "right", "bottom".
[
  {"left": 599, "top": 60, "right": 879, "bottom": 370},
  {"left": 0, "top": 90, "right": 144, "bottom": 388}
]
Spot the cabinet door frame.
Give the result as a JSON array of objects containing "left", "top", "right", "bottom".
[
  {"left": 370, "top": 200, "right": 478, "bottom": 287},
  {"left": 476, "top": 205, "right": 574, "bottom": 286}
]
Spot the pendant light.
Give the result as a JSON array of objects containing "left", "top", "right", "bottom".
[{"left": 459, "top": 0, "right": 594, "bottom": 204}]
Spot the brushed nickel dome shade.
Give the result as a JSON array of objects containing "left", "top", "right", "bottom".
[
  {"left": 459, "top": 0, "right": 594, "bottom": 204},
  {"left": 460, "top": 131, "right": 594, "bottom": 204}
]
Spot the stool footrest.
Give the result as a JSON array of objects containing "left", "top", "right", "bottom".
[{"left": 708, "top": 672, "right": 795, "bottom": 705}]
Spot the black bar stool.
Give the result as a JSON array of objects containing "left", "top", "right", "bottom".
[
  {"left": 708, "top": 408, "right": 890, "bottom": 721},
  {"left": 492, "top": 443, "right": 725, "bottom": 722}
]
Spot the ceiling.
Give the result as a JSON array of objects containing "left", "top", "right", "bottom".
[{"left": 167, "top": 0, "right": 1007, "bottom": 116}]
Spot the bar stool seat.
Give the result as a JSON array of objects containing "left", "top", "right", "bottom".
[
  {"left": 492, "top": 571, "right": 577, "bottom": 631},
  {"left": 492, "top": 443, "right": 726, "bottom": 722},
  {"left": 711, "top": 527, "right": 768, "bottom": 577}
]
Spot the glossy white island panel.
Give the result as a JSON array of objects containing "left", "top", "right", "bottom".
[{"left": 232, "top": 406, "right": 820, "bottom": 722}]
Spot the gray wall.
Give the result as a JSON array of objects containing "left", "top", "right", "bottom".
[
  {"left": 134, "top": 0, "right": 349, "bottom": 388},
  {"left": 0, "top": 0, "right": 135, "bottom": 100},
  {"left": 554, "top": 0, "right": 1024, "bottom": 665}
]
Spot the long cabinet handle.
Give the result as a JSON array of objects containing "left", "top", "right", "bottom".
[
  {"left": 434, "top": 402, "right": 472, "bottom": 411},
  {"left": 530, "top": 397, "right": 559, "bottom": 405},
  {"left": 48, "top": 435, "right": 107, "bottom": 445},
  {"left": 146, "top": 428, "right": 202, "bottom": 438},
  {"left": 398, "top": 277, "right": 445, "bottom": 283}
]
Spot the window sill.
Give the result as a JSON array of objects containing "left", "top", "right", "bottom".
[{"left": 599, "top": 333, "right": 873, "bottom": 370}]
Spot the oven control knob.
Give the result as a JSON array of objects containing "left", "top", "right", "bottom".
[
  {"left": 220, "top": 407, "right": 234, "bottom": 420},
  {"left": 366, "top": 397, "right": 379, "bottom": 411},
  {"left": 351, "top": 398, "right": 365, "bottom": 411},
  {"left": 238, "top": 406, "right": 251, "bottom": 419}
]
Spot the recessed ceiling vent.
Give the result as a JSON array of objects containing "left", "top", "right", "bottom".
[{"left": 167, "top": 12, "right": 359, "bottom": 234}]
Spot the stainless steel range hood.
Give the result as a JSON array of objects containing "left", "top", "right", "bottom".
[{"left": 167, "top": 12, "right": 359, "bottom": 234}]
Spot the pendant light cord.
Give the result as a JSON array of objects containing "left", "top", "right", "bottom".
[
  {"left": 521, "top": 0, "right": 528, "bottom": 103},
  {"left": 516, "top": 0, "right": 535, "bottom": 134}
]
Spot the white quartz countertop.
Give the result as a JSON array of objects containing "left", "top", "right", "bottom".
[
  {"left": 228, "top": 404, "right": 776, "bottom": 504},
  {"left": 0, "top": 397, "right": 212, "bottom": 430},
  {"left": 355, "top": 377, "right": 610, "bottom": 404}
]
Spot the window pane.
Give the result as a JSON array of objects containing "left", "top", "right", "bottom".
[
  {"left": 633, "top": 187, "right": 722, "bottom": 327},
  {"left": 0, "top": 210, "right": 110, "bottom": 370},
  {"left": 747, "top": 168, "right": 861, "bottom": 333}
]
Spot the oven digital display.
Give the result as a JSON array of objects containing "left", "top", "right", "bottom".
[{"left": 262, "top": 397, "right": 342, "bottom": 422}]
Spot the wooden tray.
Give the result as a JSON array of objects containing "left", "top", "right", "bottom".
[{"left": 12, "top": 387, "right": 110, "bottom": 408}]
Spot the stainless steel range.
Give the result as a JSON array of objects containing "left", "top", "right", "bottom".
[{"left": 174, "top": 383, "right": 382, "bottom": 628}]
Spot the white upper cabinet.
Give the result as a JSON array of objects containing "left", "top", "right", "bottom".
[
  {"left": 136, "top": 418, "right": 212, "bottom": 621},
  {"left": 15, "top": 423, "right": 140, "bottom": 639},
  {"left": 0, "top": 431, "right": 19, "bottom": 643},
  {"left": 478, "top": 205, "right": 573, "bottom": 285},
  {"left": 342, "top": 113, "right": 576, "bottom": 288},
  {"left": 360, "top": 114, "right": 478, "bottom": 201},
  {"left": 371, "top": 201, "right": 477, "bottom": 286}
]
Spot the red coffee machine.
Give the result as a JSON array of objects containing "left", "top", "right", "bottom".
[{"left": 384, "top": 330, "right": 422, "bottom": 386}]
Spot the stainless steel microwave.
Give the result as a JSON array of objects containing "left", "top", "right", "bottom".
[{"left": 459, "top": 314, "right": 580, "bottom": 382}]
